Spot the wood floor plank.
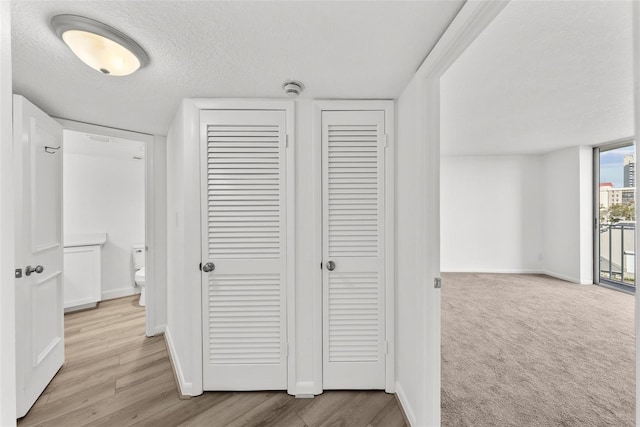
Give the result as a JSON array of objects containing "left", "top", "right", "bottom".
[
  {"left": 40, "top": 372, "right": 175, "bottom": 427},
  {"left": 128, "top": 393, "right": 233, "bottom": 427},
  {"left": 115, "top": 355, "right": 171, "bottom": 391},
  {"left": 178, "top": 392, "right": 277, "bottom": 427},
  {"left": 368, "top": 396, "right": 407, "bottom": 427},
  {"left": 90, "top": 376, "right": 182, "bottom": 427},
  {"left": 224, "top": 393, "right": 302, "bottom": 427},
  {"left": 18, "top": 295, "right": 406, "bottom": 427},
  {"left": 316, "top": 391, "right": 393, "bottom": 427},
  {"left": 18, "top": 379, "right": 116, "bottom": 426},
  {"left": 296, "top": 390, "right": 355, "bottom": 425}
]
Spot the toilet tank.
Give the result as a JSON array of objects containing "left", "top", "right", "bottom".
[{"left": 132, "top": 244, "right": 145, "bottom": 270}]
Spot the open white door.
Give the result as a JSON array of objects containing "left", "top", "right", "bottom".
[
  {"left": 14, "top": 95, "right": 64, "bottom": 417},
  {"left": 322, "top": 110, "right": 387, "bottom": 389}
]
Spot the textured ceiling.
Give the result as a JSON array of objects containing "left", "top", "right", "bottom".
[
  {"left": 12, "top": 1, "right": 464, "bottom": 136},
  {"left": 441, "top": 0, "right": 633, "bottom": 156}
]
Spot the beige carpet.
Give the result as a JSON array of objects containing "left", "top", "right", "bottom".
[{"left": 441, "top": 273, "right": 635, "bottom": 427}]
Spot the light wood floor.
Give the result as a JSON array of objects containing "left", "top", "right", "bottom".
[{"left": 18, "top": 296, "right": 406, "bottom": 427}]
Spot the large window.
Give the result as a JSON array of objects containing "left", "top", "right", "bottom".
[{"left": 595, "top": 142, "right": 636, "bottom": 292}]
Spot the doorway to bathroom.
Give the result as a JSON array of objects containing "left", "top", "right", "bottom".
[{"left": 62, "top": 128, "right": 147, "bottom": 315}]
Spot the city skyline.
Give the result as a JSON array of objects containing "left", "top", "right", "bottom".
[{"left": 600, "top": 146, "right": 635, "bottom": 188}]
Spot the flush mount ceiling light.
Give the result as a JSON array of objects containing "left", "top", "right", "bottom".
[{"left": 51, "top": 14, "right": 149, "bottom": 76}]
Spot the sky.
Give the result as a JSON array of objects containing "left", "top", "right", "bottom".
[{"left": 600, "top": 145, "right": 635, "bottom": 188}]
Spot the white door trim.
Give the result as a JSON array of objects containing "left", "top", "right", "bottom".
[
  {"left": 54, "top": 119, "right": 157, "bottom": 337},
  {"left": 312, "top": 100, "right": 395, "bottom": 393},
  {"left": 0, "top": 2, "right": 16, "bottom": 424},
  {"left": 633, "top": 2, "right": 640, "bottom": 424},
  {"left": 409, "top": 1, "right": 510, "bottom": 424},
  {"left": 183, "top": 99, "right": 296, "bottom": 396}
]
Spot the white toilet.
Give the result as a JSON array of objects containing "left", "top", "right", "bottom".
[{"left": 132, "top": 244, "right": 146, "bottom": 306}]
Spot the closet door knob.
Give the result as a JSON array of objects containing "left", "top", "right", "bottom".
[
  {"left": 326, "top": 261, "right": 336, "bottom": 271},
  {"left": 202, "top": 262, "right": 215, "bottom": 273}
]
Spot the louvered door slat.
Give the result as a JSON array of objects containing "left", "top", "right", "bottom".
[
  {"left": 201, "top": 110, "right": 287, "bottom": 391},
  {"left": 322, "top": 110, "right": 386, "bottom": 390}
]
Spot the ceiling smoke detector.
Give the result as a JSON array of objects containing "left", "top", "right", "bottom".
[{"left": 283, "top": 81, "right": 304, "bottom": 97}]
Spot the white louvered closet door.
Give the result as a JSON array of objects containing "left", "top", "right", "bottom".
[
  {"left": 201, "top": 110, "right": 287, "bottom": 390},
  {"left": 322, "top": 110, "right": 386, "bottom": 389}
]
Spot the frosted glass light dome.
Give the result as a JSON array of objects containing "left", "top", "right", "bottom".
[{"left": 51, "top": 15, "right": 149, "bottom": 77}]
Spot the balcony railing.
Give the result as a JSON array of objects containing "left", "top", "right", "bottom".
[{"left": 600, "top": 222, "right": 636, "bottom": 288}]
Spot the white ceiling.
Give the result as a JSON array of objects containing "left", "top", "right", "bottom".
[
  {"left": 441, "top": 0, "right": 634, "bottom": 157},
  {"left": 12, "top": 1, "right": 464, "bottom": 136}
]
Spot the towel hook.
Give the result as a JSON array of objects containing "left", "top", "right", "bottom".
[{"left": 44, "top": 146, "right": 61, "bottom": 154}]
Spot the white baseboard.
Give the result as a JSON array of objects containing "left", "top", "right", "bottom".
[
  {"left": 64, "top": 302, "right": 97, "bottom": 313},
  {"left": 395, "top": 381, "right": 417, "bottom": 427},
  {"left": 164, "top": 326, "right": 193, "bottom": 396},
  {"left": 101, "top": 286, "right": 139, "bottom": 301},
  {"left": 540, "top": 270, "right": 592, "bottom": 285},
  {"left": 442, "top": 269, "right": 594, "bottom": 286},
  {"left": 442, "top": 268, "right": 543, "bottom": 274},
  {"left": 442, "top": 269, "right": 593, "bottom": 286}
]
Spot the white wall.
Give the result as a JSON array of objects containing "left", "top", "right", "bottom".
[
  {"left": 440, "top": 147, "right": 593, "bottom": 285},
  {"left": 0, "top": 1, "right": 16, "bottom": 424},
  {"left": 440, "top": 155, "right": 543, "bottom": 273},
  {"left": 165, "top": 103, "right": 196, "bottom": 394},
  {"left": 292, "top": 99, "right": 319, "bottom": 393},
  {"left": 63, "top": 136, "right": 145, "bottom": 300},
  {"left": 151, "top": 135, "right": 167, "bottom": 332},
  {"left": 542, "top": 146, "right": 593, "bottom": 284},
  {"left": 396, "top": 76, "right": 427, "bottom": 426}
]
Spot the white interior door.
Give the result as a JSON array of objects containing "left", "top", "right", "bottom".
[
  {"left": 322, "top": 110, "right": 386, "bottom": 389},
  {"left": 14, "top": 95, "right": 64, "bottom": 417},
  {"left": 201, "top": 109, "right": 288, "bottom": 390}
]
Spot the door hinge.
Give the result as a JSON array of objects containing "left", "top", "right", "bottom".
[
  {"left": 15, "top": 268, "right": 22, "bottom": 279},
  {"left": 434, "top": 277, "right": 442, "bottom": 289},
  {"left": 383, "top": 134, "right": 388, "bottom": 148},
  {"left": 286, "top": 135, "right": 289, "bottom": 148}
]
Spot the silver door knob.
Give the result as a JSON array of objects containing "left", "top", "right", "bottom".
[
  {"left": 326, "top": 261, "right": 336, "bottom": 271},
  {"left": 25, "top": 265, "right": 44, "bottom": 276},
  {"left": 202, "top": 262, "right": 215, "bottom": 273}
]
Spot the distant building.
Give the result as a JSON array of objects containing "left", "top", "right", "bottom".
[
  {"left": 600, "top": 182, "right": 613, "bottom": 209},
  {"left": 624, "top": 154, "right": 635, "bottom": 187},
  {"left": 600, "top": 182, "right": 635, "bottom": 210}
]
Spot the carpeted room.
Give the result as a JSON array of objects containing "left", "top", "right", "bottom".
[
  {"left": 441, "top": 273, "right": 634, "bottom": 426},
  {"left": 439, "top": 1, "right": 635, "bottom": 425}
]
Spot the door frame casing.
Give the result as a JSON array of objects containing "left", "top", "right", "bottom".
[
  {"left": 312, "top": 100, "right": 396, "bottom": 393},
  {"left": 186, "top": 99, "right": 296, "bottom": 395},
  {"left": 55, "top": 119, "right": 157, "bottom": 337},
  {"left": 592, "top": 137, "right": 636, "bottom": 293}
]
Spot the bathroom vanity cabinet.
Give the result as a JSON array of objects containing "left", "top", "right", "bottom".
[{"left": 63, "top": 233, "right": 106, "bottom": 312}]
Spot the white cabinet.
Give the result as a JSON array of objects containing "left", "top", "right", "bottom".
[{"left": 63, "top": 233, "right": 106, "bottom": 312}]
